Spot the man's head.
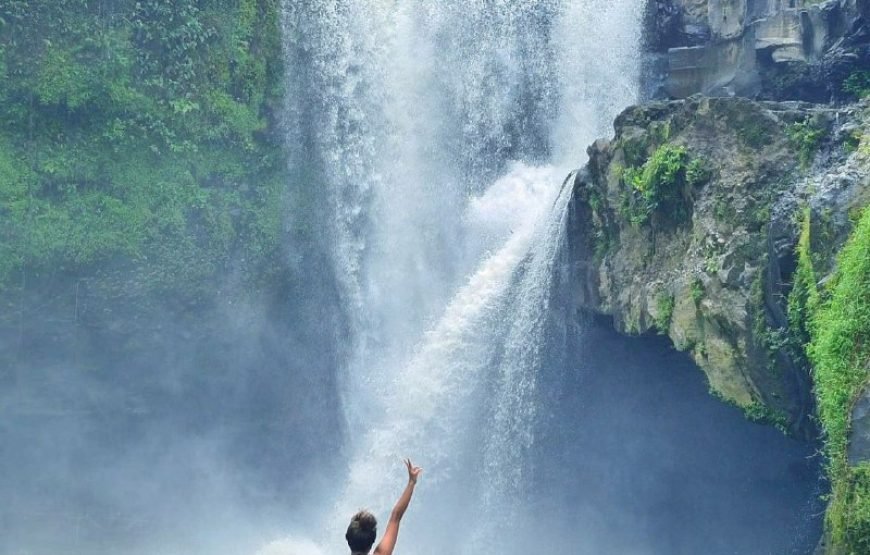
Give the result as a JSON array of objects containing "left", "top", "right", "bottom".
[{"left": 346, "top": 510, "right": 377, "bottom": 553}]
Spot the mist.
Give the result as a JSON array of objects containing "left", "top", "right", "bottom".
[{"left": 0, "top": 1, "right": 824, "bottom": 554}]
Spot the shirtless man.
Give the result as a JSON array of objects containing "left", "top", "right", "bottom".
[{"left": 345, "top": 458, "right": 423, "bottom": 555}]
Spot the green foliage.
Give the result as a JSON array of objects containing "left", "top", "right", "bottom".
[
  {"left": 750, "top": 265, "right": 775, "bottom": 361},
  {"left": 751, "top": 247, "right": 804, "bottom": 382},
  {"left": 0, "top": 0, "right": 290, "bottom": 294},
  {"left": 751, "top": 204, "right": 772, "bottom": 229},
  {"left": 654, "top": 293, "right": 675, "bottom": 334},
  {"left": 691, "top": 277, "right": 704, "bottom": 306},
  {"left": 713, "top": 194, "right": 737, "bottom": 222},
  {"left": 703, "top": 241, "right": 723, "bottom": 275},
  {"left": 619, "top": 144, "right": 707, "bottom": 226},
  {"left": 829, "top": 463, "right": 870, "bottom": 553},
  {"left": 624, "top": 144, "right": 687, "bottom": 197},
  {"left": 788, "top": 119, "right": 826, "bottom": 169},
  {"left": 650, "top": 120, "right": 671, "bottom": 144},
  {"left": 587, "top": 189, "right": 602, "bottom": 212},
  {"left": 730, "top": 110, "right": 773, "bottom": 149},
  {"left": 807, "top": 207, "right": 870, "bottom": 550},
  {"left": 787, "top": 208, "right": 819, "bottom": 346},
  {"left": 744, "top": 402, "right": 789, "bottom": 434},
  {"left": 593, "top": 228, "right": 616, "bottom": 264},
  {"left": 131, "top": 1, "right": 214, "bottom": 97},
  {"left": 809, "top": 207, "right": 870, "bottom": 461},
  {"left": 843, "top": 70, "right": 870, "bottom": 100},
  {"left": 619, "top": 136, "right": 649, "bottom": 167},
  {"left": 844, "top": 130, "right": 863, "bottom": 154}
]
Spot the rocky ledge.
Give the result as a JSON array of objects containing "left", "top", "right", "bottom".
[{"left": 568, "top": 95, "right": 869, "bottom": 436}]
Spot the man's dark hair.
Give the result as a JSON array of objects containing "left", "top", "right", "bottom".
[{"left": 346, "top": 510, "right": 377, "bottom": 552}]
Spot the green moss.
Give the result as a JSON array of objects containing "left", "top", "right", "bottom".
[
  {"left": 849, "top": 203, "right": 866, "bottom": 225},
  {"left": 650, "top": 120, "right": 671, "bottom": 144},
  {"left": 843, "top": 70, "right": 870, "bottom": 100},
  {"left": 844, "top": 130, "right": 863, "bottom": 154},
  {"left": 807, "top": 207, "right": 870, "bottom": 551},
  {"left": 787, "top": 207, "right": 820, "bottom": 346},
  {"left": 654, "top": 292, "right": 675, "bottom": 334},
  {"left": 730, "top": 109, "right": 773, "bottom": 149},
  {"left": 619, "top": 135, "right": 649, "bottom": 167},
  {"left": 691, "top": 277, "right": 704, "bottom": 306},
  {"left": 619, "top": 144, "right": 706, "bottom": 226},
  {"left": 744, "top": 402, "right": 789, "bottom": 434},
  {"left": 788, "top": 119, "right": 826, "bottom": 169},
  {"left": 828, "top": 463, "right": 870, "bottom": 552},
  {"left": 809, "top": 207, "right": 870, "bottom": 459},
  {"left": 593, "top": 227, "right": 617, "bottom": 264},
  {"left": 713, "top": 194, "right": 737, "bottom": 222}
]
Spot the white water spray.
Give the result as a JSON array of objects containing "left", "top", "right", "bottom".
[{"left": 274, "top": 1, "right": 643, "bottom": 553}]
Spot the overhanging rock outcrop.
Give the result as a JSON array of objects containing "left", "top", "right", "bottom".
[{"left": 567, "top": 96, "right": 869, "bottom": 435}]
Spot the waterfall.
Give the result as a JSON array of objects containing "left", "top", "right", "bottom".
[{"left": 272, "top": 1, "right": 643, "bottom": 553}]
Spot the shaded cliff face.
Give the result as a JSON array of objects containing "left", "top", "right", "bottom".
[
  {"left": 530, "top": 319, "right": 822, "bottom": 554},
  {"left": 644, "top": 0, "right": 870, "bottom": 101},
  {"left": 568, "top": 96, "right": 869, "bottom": 435}
]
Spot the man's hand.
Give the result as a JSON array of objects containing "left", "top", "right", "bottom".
[
  {"left": 404, "top": 458, "right": 423, "bottom": 484},
  {"left": 375, "top": 458, "right": 422, "bottom": 555}
]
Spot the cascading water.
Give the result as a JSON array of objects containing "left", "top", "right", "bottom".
[
  {"left": 273, "top": 1, "right": 643, "bottom": 554},
  {"left": 0, "top": 3, "right": 829, "bottom": 554}
]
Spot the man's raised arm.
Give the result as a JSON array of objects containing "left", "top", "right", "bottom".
[{"left": 374, "top": 458, "right": 422, "bottom": 555}]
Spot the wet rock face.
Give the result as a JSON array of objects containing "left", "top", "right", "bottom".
[
  {"left": 567, "top": 96, "right": 869, "bottom": 435},
  {"left": 644, "top": 0, "right": 869, "bottom": 101},
  {"left": 849, "top": 382, "right": 870, "bottom": 465}
]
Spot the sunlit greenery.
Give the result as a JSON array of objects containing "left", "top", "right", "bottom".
[
  {"left": 0, "top": 0, "right": 290, "bottom": 295},
  {"left": 787, "top": 208, "right": 819, "bottom": 346},
  {"left": 799, "top": 206, "right": 870, "bottom": 551},
  {"left": 619, "top": 144, "right": 709, "bottom": 226}
]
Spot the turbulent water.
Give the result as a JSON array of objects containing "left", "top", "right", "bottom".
[
  {"left": 275, "top": 1, "right": 643, "bottom": 554},
  {"left": 0, "top": 2, "right": 827, "bottom": 554}
]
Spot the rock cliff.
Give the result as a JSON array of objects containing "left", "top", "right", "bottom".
[
  {"left": 644, "top": 0, "right": 869, "bottom": 100},
  {"left": 567, "top": 96, "right": 869, "bottom": 435},
  {"left": 630, "top": 1, "right": 870, "bottom": 550}
]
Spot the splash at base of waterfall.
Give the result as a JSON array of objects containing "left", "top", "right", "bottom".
[
  {"left": 257, "top": 162, "right": 574, "bottom": 555},
  {"left": 276, "top": 0, "right": 643, "bottom": 553}
]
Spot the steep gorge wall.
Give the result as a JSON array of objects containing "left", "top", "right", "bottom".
[
  {"left": 567, "top": 2, "right": 870, "bottom": 549},
  {"left": 645, "top": 0, "right": 869, "bottom": 100},
  {"left": 568, "top": 96, "right": 869, "bottom": 435}
]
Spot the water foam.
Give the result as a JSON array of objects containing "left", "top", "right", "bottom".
[{"left": 274, "top": 0, "right": 643, "bottom": 552}]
